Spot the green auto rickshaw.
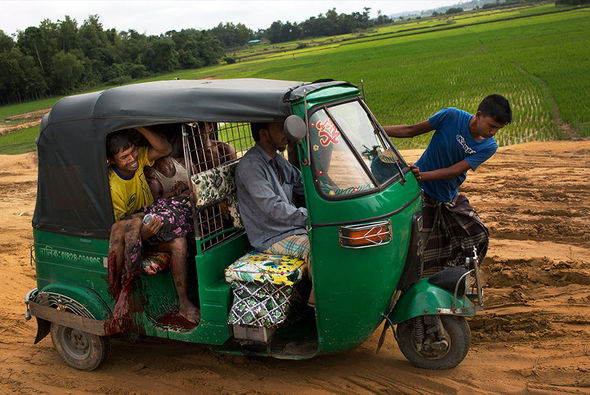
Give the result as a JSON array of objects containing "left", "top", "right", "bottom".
[{"left": 25, "top": 78, "right": 483, "bottom": 371}]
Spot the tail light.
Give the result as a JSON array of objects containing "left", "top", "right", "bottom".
[{"left": 339, "top": 220, "right": 392, "bottom": 249}]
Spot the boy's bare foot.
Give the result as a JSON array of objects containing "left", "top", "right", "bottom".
[{"left": 179, "top": 302, "right": 201, "bottom": 324}]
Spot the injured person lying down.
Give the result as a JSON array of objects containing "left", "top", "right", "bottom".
[{"left": 106, "top": 126, "right": 200, "bottom": 324}]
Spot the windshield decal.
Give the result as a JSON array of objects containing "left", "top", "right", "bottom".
[
  {"left": 309, "top": 104, "right": 384, "bottom": 200},
  {"left": 312, "top": 119, "right": 340, "bottom": 147}
]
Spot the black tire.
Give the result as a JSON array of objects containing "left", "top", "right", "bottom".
[
  {"left": 50, "top": 323, "right": 110, "bottom": 371},
  {"left": 396, "top": 315, "right": 470, "bottom": 370}
]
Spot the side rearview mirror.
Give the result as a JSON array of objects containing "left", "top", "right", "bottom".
[{"left": 284, "top": 115, "right": 307, "bottom": 143}]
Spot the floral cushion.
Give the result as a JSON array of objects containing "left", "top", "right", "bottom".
[
  {"left": 225, "top": 252, "right": 305, "bottom": 286},
  {"left": 191, "top": 160, "right": 243, "bottom": 229}
]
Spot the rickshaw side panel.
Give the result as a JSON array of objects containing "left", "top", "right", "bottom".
[
  {"left": 33, "top": 229, "right": 113, "bottom": 318},
  {"left": 304, "top": 167, "right": 423, "bottom": 353}
]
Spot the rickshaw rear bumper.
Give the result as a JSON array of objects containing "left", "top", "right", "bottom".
[{"left": 25, "top": 288, "right": 118, "bottom": 343}]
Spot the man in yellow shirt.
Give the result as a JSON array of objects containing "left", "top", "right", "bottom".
[{"left": 107, "top": 126, "right": 200, "bottom": 323}]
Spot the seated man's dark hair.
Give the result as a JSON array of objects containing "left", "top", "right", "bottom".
[
  {"left": 250, "top": 122, "right": 269, "bottom": 142},
  {"left": 478, "top": 94, "right": 512, "bottom": 125},
  {"left": 107, "top": 130, "right": 134, "bottom": 158}
]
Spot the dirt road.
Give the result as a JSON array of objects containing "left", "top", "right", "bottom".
[{"left": 1, "top": 140, "right": 589, "bottom": 394}]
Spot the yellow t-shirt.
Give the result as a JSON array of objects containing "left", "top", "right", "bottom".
[{"left": 109, "top": 146, "right": 155, "bottom": 221}]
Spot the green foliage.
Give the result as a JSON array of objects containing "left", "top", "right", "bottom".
[
  {"left": 0, "top": 47, "right": 48, "bottom": 102},
  {"left": 210, "top": 22, "right": 253, "bottom": 47},
  {"left": 556, "top": 0, "right": 590, "bottom": 4},
  {"left": 266, "top": 21, "right": 302, "bottom": 44},
  {"left": 223, "top": 56, "right": 237, "bottom": 64},
  {"left": 0, "top": 16, "right": 226, "bottom": 105},
  {"left": 50, "top": 50, "right": 84, "bottom": 93},
  {"left": 446, "top": 7, "right": 464, "bottom": 14},
  {"left": 0, "top": 30, "right": 14, "bottom": 52},
  {"left": 145, "top": 38, "right": 179, "bottom": 72}
]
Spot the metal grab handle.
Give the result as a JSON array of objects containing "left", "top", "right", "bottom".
[
  {"left": 471, "top": 247, "right": 484, "bottom": 307},
  {"left": 452, "top": 269, "right": 475, "bottom": 311}
]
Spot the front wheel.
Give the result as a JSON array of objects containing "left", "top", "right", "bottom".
[
  {"left": 51, "top": 323, "right": 110, "bottom": 371},
  {"left": 396, "top": 315, "right": 470, "bottom": 370}
]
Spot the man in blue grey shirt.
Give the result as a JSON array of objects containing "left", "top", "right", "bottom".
[{"left": 235, "top": 122, "right": 311, "bottom": 268}]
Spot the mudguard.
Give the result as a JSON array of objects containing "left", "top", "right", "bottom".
[
  {"left": 28, "top": 283, "right": 113, "bottom": 343},
  {"left": 39, "top": 283, "right": 112, "bottom": 319},
  {"left": 389, "top": 278, "right": 476, "bottom": 324}
]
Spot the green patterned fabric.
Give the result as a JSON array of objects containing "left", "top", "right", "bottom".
[
  {"left": 191, "top": 160, "right": 243, "bottom": 229},
  {"left": 191, "top": 161, "right": 236, "bottom": 206},
  {"left": 227, "top": 281, "right": 303, "bottom": 327},
  {"left": 224, "top": 251, "right": 305, "bottom": 286},
  {"left": 225, "top": 193, "right": 243, "bottom": 229},
  {"left": 226, "top": 251, "right": 306, "bottom": 327}
]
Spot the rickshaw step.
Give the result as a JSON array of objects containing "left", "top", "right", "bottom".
[{"left": 200, "top": 280, "right": 232, "bottom": 323}]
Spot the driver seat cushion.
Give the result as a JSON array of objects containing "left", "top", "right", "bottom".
[{"left": 224, "top": 251, "right": 305, "bottom": 286}]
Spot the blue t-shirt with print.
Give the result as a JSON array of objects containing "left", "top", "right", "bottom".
[{"left": 415, "top": 107, "right": 497, "bottom": 202}]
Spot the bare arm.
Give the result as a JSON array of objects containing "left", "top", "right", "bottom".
[
  {"left": 383, "top": 120, "right": 432, "bottom": 138},
  {"left": 416, "top": 160, "right": 472, "bottom": 182},
  {"left": 136, "top": 126, "right": 172, "bottom": 162}
]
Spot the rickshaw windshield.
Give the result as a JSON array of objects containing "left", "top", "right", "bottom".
[{"left": 308, "top": 100, "right": 405, "bottom": 199}]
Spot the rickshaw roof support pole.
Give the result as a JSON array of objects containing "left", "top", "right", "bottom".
[
  {"left": 361, "top": 79, "right": 366, "bottom": 103},
  {"left": 302, "top": 89, "right": 311, "bottom": 167}
]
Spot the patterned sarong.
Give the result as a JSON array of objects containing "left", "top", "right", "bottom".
[
  {"left": 421, "top": 193, "right": 489, "bottom": 277},
  {"left": 143, "top": 195, "right": 194, "bottom": 243},
  {"left": 264, "top": 234, "right": 311, "bottom": 268}
]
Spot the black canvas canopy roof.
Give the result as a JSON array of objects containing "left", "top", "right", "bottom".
[{"left": 33, "top": 78, "right": 355, "bottom": 238}]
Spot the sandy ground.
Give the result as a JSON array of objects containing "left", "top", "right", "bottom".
[{"left": 1, "top": 140, "right": 589, "bottom": 394}]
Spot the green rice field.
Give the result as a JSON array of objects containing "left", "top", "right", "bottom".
[
  {"left": 0, "top": 126, "right": 39, "bottom": 155},
  {"left": 1, "top": 4, "right": 589, "bottom": 153}
]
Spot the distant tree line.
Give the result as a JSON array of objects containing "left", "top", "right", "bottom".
[
  {"left": 0, "top": 8, "right": 392, "bottom": 105},
  {"left": 555, "top": 0, "right": 590, "bottom": 4},
  {"left": 482, "top": 0, "right": 547, "bottom": 9},
  {"left": 432, "top": 7, "right": 464, "bottom": 16},
  {"left": 264, "top": 8, "right": 392, "bottom": 44}
]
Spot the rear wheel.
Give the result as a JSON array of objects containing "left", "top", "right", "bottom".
[
  {"left": 396, "top": 315, "right": 470, "bottom": 370},
  {"left": 51, "top": 323, "right": 110, "bottom": 371}
]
